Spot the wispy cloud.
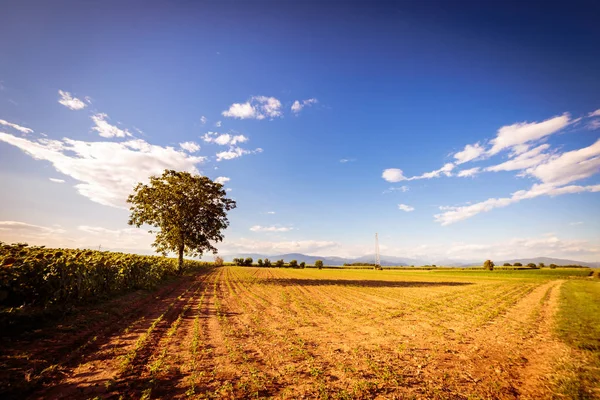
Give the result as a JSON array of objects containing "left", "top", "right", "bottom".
[
  {"left": 454, "top": 143, "right": 485, "bottom": 164},
  {"left": 179, "top": 141, "right": 201, "bottom": 153},
  {"left": 435, "top": 182, "right": 600, "bottom": 225},
  {"left": 382, "top": 163, "right": 454, "bottom": 182},
  {"left": 200, "top": 116, "right": 207, "bottom": 124},
  {"left": 339, "top": 158, "right": 356, "bottom": 163},
  {"left": 382, "top": 186, "right": 409, "bottom": 194},
  {"left": 58, "top": 90, "right": 87, "bottom": 110},
  {"left": 222, "top": 96, "right": 282, "bottom": 120},
  {"left": 398, "top": 204, "right": 415, "bottom": 212},
  {"left": 457, "top": 167, "right": 480, "bottom": 177},
  {"left": 0, "top": 119, "right": 33, "bottom": 134},
  {"left": 91, "top": 113, "right": 131, "bottom": 138},
  {"left": 202, "top": 132, "right": 248, "bottom": 146},
  {"left": 250, "top": 225, "right": 293, "bottom": 232},
  {"left": 216, "top": 146, "right": 263, "bottom": 161},
  {"left": 49, "top": 178, "right": 65, "bottom": 183},
  {"left": 0, "top": 132, "right": 206, "bottom": 208},
  {"left": 487, "top": 113, "right": 570, "bottom": 156},
  {"left": 214, "top": 176, "right": 230, "bottom": 185},
  {"left": 291, "top": 98, "right": 318, "bottom": 114}
]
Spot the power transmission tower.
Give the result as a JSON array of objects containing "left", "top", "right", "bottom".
[{"left": 375, "top": 233, "right": 381, "bottom": 269}]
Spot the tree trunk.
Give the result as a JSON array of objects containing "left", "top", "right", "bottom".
[{"left": 178, "top": 244, "right": 184, "bottom": 275}]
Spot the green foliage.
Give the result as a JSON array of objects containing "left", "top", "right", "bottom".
[
  {"left": 289, "top": 260, "right": 298, "bottom": 268},
  {"left": 257, "top": 259, "right": 264, "bottom": 267},
  {"left": 503, "top": 263, "right": 511, "bottom": 266},
  {"left": 128, "top": 170, "right": 236, "bottom": 274},
  {"left": 244, "top": 257, "right": 253, "bottom": 266},
  {"left": 214, "top": 256, "right": 224, "bottom": 267},
  {"left": 232, "top": 258, "right": 244, "bottom": 266},
  {"left": 483, "top": 260, "right": 494, "bottom": 271},
  {"left": 275, "top": 259, "right": 285, "bottom": 268},
  {"left": 513, "top": 262, "right": 522, "bottom": 266},
  {"left": 0, "top": 243, "right": 209, "bottom": 308},
  {"left": 263, "top": 258, "right": 272, "bottom": 268},
  {"left": 549, "top": 263, "right": 557, "bottom": 269},
  {"left": 538, "top": 262, "right": 545, "bottom": 268},
  {"left": 299, "top": 261, "right": 306, "bottom": 269},
  {"left": 527, "top": 263, "right": 537, "bottom": 268},
  {"left": 315, "top": 260, "right": 323, "bottom": 270}
]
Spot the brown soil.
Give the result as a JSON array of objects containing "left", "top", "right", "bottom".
[{"left": 0, "top": 268, "right": 571, "bottom": 399}]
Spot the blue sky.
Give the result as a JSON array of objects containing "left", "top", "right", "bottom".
[{"left": 1, "top": 0, "right": 599, "bottom": 262}]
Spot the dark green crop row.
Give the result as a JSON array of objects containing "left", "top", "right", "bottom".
[{"left": 0, "top": 242, "right": 213, "bottom": 309}]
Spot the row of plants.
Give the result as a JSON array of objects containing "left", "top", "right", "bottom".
[{"left": 0, "top": 242, "right": 212, "bottom": 309}]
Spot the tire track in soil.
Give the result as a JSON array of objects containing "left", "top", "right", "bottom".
[{"left": 29, "top": 270, "right": 212, "bottom": 400}]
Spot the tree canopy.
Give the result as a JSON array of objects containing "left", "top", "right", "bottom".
[{"left": 127, "top": 170, "right": 236, "bottom": 273}]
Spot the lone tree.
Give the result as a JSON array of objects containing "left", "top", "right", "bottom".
[
  {"left": 483, "top": 259, "right": 494, "bottom": 271},
  {"left": 315, "top": 260, "right": 324, "bottom": 270},
  {"left": 128, "top": 170, "right": 236, "bottom": 274}
]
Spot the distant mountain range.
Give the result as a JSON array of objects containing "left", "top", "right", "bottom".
[{"left": 222, "top": 253, "right": 600, "bottom": 268}]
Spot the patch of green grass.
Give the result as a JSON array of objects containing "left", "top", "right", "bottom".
[
  {"left": 556, "top": 281, "right": 600, "bottom": 351},
  {"left": 553, "top": 280, "right": 600, "bottom": 399}
]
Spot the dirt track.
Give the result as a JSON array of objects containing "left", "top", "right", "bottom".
[{"left": 0, "top": 268, "right": 573, "bottom": 399}]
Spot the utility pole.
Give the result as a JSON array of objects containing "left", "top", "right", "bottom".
[{"left": 375, "top": 233, "right": 381, "bottom": 269}]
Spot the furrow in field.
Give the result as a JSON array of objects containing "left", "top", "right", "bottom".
[{"left": 30, "top": 270, "right": 210, "bottom": 400}]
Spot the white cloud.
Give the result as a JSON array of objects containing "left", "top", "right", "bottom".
[
  {"left": 382, "top": 168, "right": 407, "bottom": 182},
  {"left": 215, "top": 121, "right": 222, "bottom": 127},
  {"left": 222, "top": 96, "right": 282, "bottom": 120},
  {"left": 589, "top": 109, "right": 600, "bottom": 117},
  {"left": 250, "top": 225, "right": 293, "bottom": 232},
  {"left": 587, "top": 120, "right": 600, "bottom": 130},
  {"left": 486, "top": 144, "right": 551, "bottom": 172},
  {"left": 397, "top": 204, "right": 415, "bottom": 212},
  {"left": 435, "top": 183, "right": 600, "bottom": 225},
  {"left": 58, "top": 90, "right": 87, "bottom": 110},
  {"left": 91, "top": 113, "right": 131, "bottom": 138},
  {"left": 266, "top": 211, "right": 276, "bottom": 214},
  {"left": 216, "top": 146, "right": 262, "bottom": 161},
  {"left": 570, "top": 221, "right": 583, "bottom": 226},
  {"left": 49, "top": 178, "right": 65, "bottom": 183},
  {"left": 0, "top": 220, "right": 64, "bottom": 235},
  {"left": 525, "top": 139, "right": 600, "bottom": 186},
  {"left": 383, "top": 163, "right": 455, "bottom": 182},
  {"left": 179, "top": 141, "right": 201, "bottom": 153},
  {"left": 454, "top": 143, "right": 485, "bottom": 164},
  {"left": 291, "top": 98, "right": 318, "bottom": 113},
  {"left": 200, "top": 116, "right": 207, "bottom": 124},
  {"left": 382, "top": 186, "right": 409, "bottom": 194},
  {"left": 457, "top": 167, "right": 481, "bottom": 177},
  {"left": 0, "top": 119, "right": 33, "bottom": 134},
  {"left": 444, "top": 234, "right": 600, "bottom": 261},
  {"left": 214, "top": 176, "right": 230, "bottom": 185},
  {"left": 0, "top": 132, "right": 206, "bottom": 208},
  {"left": 339, "top": 158, "right": 356, "bottom": 163},
  {"left": 202, "top": 132, "right": 248, "bottom": 146},
  {"left": 488, "top": 113, "right": 570, "bottom": 155}
]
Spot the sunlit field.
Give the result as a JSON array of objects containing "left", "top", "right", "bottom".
[{"left": 2, "top": 266, "right": 597, "bottom": 399}]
